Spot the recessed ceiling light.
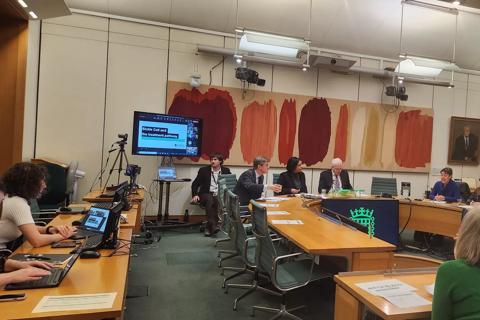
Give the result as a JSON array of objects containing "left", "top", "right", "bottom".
[
  {"left": 28, "top": 11, "right": 37, "bottom": 19},
  {"left": 17, "top": 0, "right": 28, "bottom": 8}
]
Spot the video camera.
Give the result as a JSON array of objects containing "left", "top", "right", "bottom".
[{"left": 116, "top": 133, "right": 128, "bottom": 146}]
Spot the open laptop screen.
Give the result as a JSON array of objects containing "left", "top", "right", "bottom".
[{"left": 82, "top": 207, "right": 110, "bottom": 233}]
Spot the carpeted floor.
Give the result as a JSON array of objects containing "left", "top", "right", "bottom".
[{"left": 124, "top": 228, "right": 335, "bottom": 320}]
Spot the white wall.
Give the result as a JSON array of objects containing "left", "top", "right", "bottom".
[{"left": 26, "top": 13, "right": 480, "bottom": 217}]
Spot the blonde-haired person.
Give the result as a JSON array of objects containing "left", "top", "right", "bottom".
[{"left": 432, "top": 208, "right": 480, "bottom": 320}]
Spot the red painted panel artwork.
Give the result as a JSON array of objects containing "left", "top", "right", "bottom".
[
  {"left": 168, "top": 88, "right": 237, "bottom": 161},
  {"left": 278, "top": 99, "right": 296, "bottom": 165},
  {"left": 298, "top": 98, "right": 331, "bottom": 166},
  {"left": 395, "top": 110, "right": 433, "bottom": 168},
  {"left": 334, "top": 104, "right": 349, "bottom": 161},
  {"left": 240, "top": 100, "right": 277, "bottom": 163}
]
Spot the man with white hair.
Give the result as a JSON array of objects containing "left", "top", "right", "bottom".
[{"left": 318, "top": 158, "right": 353, "bottom": 193}]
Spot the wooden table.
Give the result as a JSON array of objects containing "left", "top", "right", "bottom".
[
  {"left": 266, "top": 198, "right": 396, "bottom": 271},
  {"left": 398, "top": 199, "right": 463, "bottom": 237},
  {"left": 334, "top": 268, "right": 437, "bottom": 320},
  {"left": 0, "top": 214, "right": 132, "bottom": 320},
  {"left": 83, "top": 189, "right": 144, "bottom": 233}
]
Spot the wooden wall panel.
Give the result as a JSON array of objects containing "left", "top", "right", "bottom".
[{"left": 0, "top": 3, "right": 28, "bottom": 174}]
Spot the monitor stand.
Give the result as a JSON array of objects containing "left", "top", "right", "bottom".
[{"left": 145, "top": 156, "right": 197, "bottom": 230}]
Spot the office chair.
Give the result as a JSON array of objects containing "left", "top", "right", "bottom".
[
  {"left": 37, "top": 163, "right": 67, "bottom": 210},
  {"left": 272, "top": 173, "right": 280, "bottom": 184},
  {"left": 250, "top": 200, "right": 331, "bottom": 320},
  {"left": 457, "top": 181, "right": 471, "bottom": 202},
  {"left": 371, "top": 177, "right": 398, "bottom": 196},
  {"left": 215, "top": 174, "right": 238, "bottom": 247},
  {"left": 224, "top": 190, "right": 282, "bottom": 310}
]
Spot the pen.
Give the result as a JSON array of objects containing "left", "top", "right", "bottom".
[{"left": 24, "top": 254, "right": 50, "bottom": 260}]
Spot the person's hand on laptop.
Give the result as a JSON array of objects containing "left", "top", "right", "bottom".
[
  {"left": 4, "top": 258, "right": 54, "bottom": 272},
  {"left": 54, "top": 225, "right": 77, "bottom": 239},
  {"left": 8, "top": 267, "right": 51, "bottom": 284}
]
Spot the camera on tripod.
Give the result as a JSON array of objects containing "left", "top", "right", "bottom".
[{"left": 116, "top": 133, "right": 128, "bottom": 145}]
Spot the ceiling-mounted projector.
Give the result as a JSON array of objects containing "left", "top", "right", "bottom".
[{"left": 235, "top": 67, "right": 265, "bottom": 86}]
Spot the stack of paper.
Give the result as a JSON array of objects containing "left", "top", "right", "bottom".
[
  {"left": 356, "top": 279, "right": 431, "bottom": 309},
  {"left": 259, "top": 197, "right": 290, "bottom": 202}
]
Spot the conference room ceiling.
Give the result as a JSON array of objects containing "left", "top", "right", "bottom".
[{"left": 65, "top": 0, "right": 480, "bottom": 71}]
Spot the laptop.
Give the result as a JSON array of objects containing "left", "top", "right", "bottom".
[
  {"left": 74, "top": 206, "right": 112, "bottom": 239},
  {"left": 158, "top": 167, "right": 176, "bottom": 180},
  {"left": 5, "top": 254, "right": 79, "bottom": 290}
]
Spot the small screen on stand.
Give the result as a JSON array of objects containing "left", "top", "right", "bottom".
[{"left": 132, "top": 111, "right": 202, "bottom": 157}]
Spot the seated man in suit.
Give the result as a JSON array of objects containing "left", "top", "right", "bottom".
[
  {"left": 318, "top": 158, "right": 353, "bottom": 193},
  {"left": 452, "top": 125, "right": 478, "bottom": 162},
  {"left": 191, "top": 153, "right": 231, "bottom": 236},
  {"left": 234, "top": 156, "right": 282, "bottom": 205}
]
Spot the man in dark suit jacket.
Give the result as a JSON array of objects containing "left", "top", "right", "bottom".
[
  {"left": 318, "top": 158, "right": 353, "bottom": 193},
  {"left": 191, "top": 153, "right": 231, "bottom": 236},
  {"left": 234, "top": 156, "right": 282, "bottom": 206},
  {"left": 452, "top": 126, "right": 478, "bottom": 162}
]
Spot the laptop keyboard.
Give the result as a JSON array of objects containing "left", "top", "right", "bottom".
[
  {"left": 75, "top": 229, "right": 99, "bottom": 238},
  {"left": 83, "top": 235, "right": 103, "bottom": 250},
  {"left": 7, "top": 268, "right": 63, "bottom": 289},
  {"left": 91, "top": 202, "right": 113, "bottom": 209}
]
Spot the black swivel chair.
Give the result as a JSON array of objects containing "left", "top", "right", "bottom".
[{"left": 37, "top": 163, "right": 67, "bottom": 210}]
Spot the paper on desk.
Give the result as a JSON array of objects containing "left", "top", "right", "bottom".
[
  {"left": 271, "top": 220, "right": 303, "bottom": 225},
  {"left": 260, "top": 197, "right": 290, "bottom": 202},
  {"left": 258, "top": 203, "right": 280, "bottom": 208},
  {"left": 432, "top": 200, "right": 447, "bottom": 204},
  {"left": 267, "top": 211, "right": 290, "bottom": 216},
  {"left": 32, "top": 292, "right": 117, "bottom": 313},
  {"left": 384, "top": 292, "right": 431, "bottom": 308},
  {"left": 425, "top": 283, "right": 435, "bottom": 295},
  {"left": 356, "top": 279, "right": 417, "bottom": 297}
]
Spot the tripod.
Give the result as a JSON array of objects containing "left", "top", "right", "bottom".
[{"left": 102, "top": 136, "right": 130, "bottom": 192}]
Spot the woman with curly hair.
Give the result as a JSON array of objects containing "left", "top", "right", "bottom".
[{"left": 0, "top": 162, "right": 76, "bottom": 248}]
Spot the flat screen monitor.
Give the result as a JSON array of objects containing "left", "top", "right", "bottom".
[
  {"left": 322, "top": 198, "right": 399, "bottom": 246},
  {"left": 132, "top": 111, "right": 202, "bottom": 157}
]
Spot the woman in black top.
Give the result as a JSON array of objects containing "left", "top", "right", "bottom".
[{"left": 276, "top": 157, "right": 308, "bottom": 195}]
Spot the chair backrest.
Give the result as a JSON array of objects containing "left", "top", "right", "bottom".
[
  {"left": 226, "top": 190, "right": 253, "bottom": 259},
  {"left": 218, "top": 174, "right": 237, "bottom": 191},
  {"left": 37, "top": 163, "right": 67, "bottom": 208},
  {"left": 251, "top": 200, "right": 277, "bottom": 279},
  {"left": 458, "top": 181, "right": 471, "bottom": 201},
  {"left": 371, "top": 177, "right": 397, "bottom": 196},
  {"left": 272, "top": 173, "right": 280, "bottom": 184}
]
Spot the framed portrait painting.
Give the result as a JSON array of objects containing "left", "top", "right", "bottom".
[{"left": 448, "top": 116, "right": 480, "bottom": 165}]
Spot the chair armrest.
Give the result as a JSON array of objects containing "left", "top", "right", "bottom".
[
  {"left": 243, "top": 237, "right": 257, "bottom": 266},
  {"left": 271, "top": 237, "right": 283, "bottom": 242},
  {"left": 272, "top": 252, "right": 314, "bottom": 290}
]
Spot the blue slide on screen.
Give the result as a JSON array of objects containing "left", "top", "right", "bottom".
[{"left": 137, "top": 120, "right": 187, "bottom": 150}]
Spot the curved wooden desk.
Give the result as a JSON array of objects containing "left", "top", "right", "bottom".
[
  {"left": 266, "top": 198, "right": 396, "bottom": 271},
  {"left": 398, "top": 199, "right": 463, "bottom": 238},
  {"left": 0, "top": 214, "right": 132, "bottom": 320}
]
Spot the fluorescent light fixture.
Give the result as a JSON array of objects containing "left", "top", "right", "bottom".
[
  {"left": 452, "top": 0, "right": 460, "bottom": 5},
  {"left": 395, "top": 55, "right": 458, "bottom": 77},
  {"left": 237, "top": 30, "right": 309, "bottom": 58},
  {"left": 29, "top": 11, "right": 38, "bottom": 19},
  {"left": 18, "top": 0, "right": 28, "bottom": 8}
]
